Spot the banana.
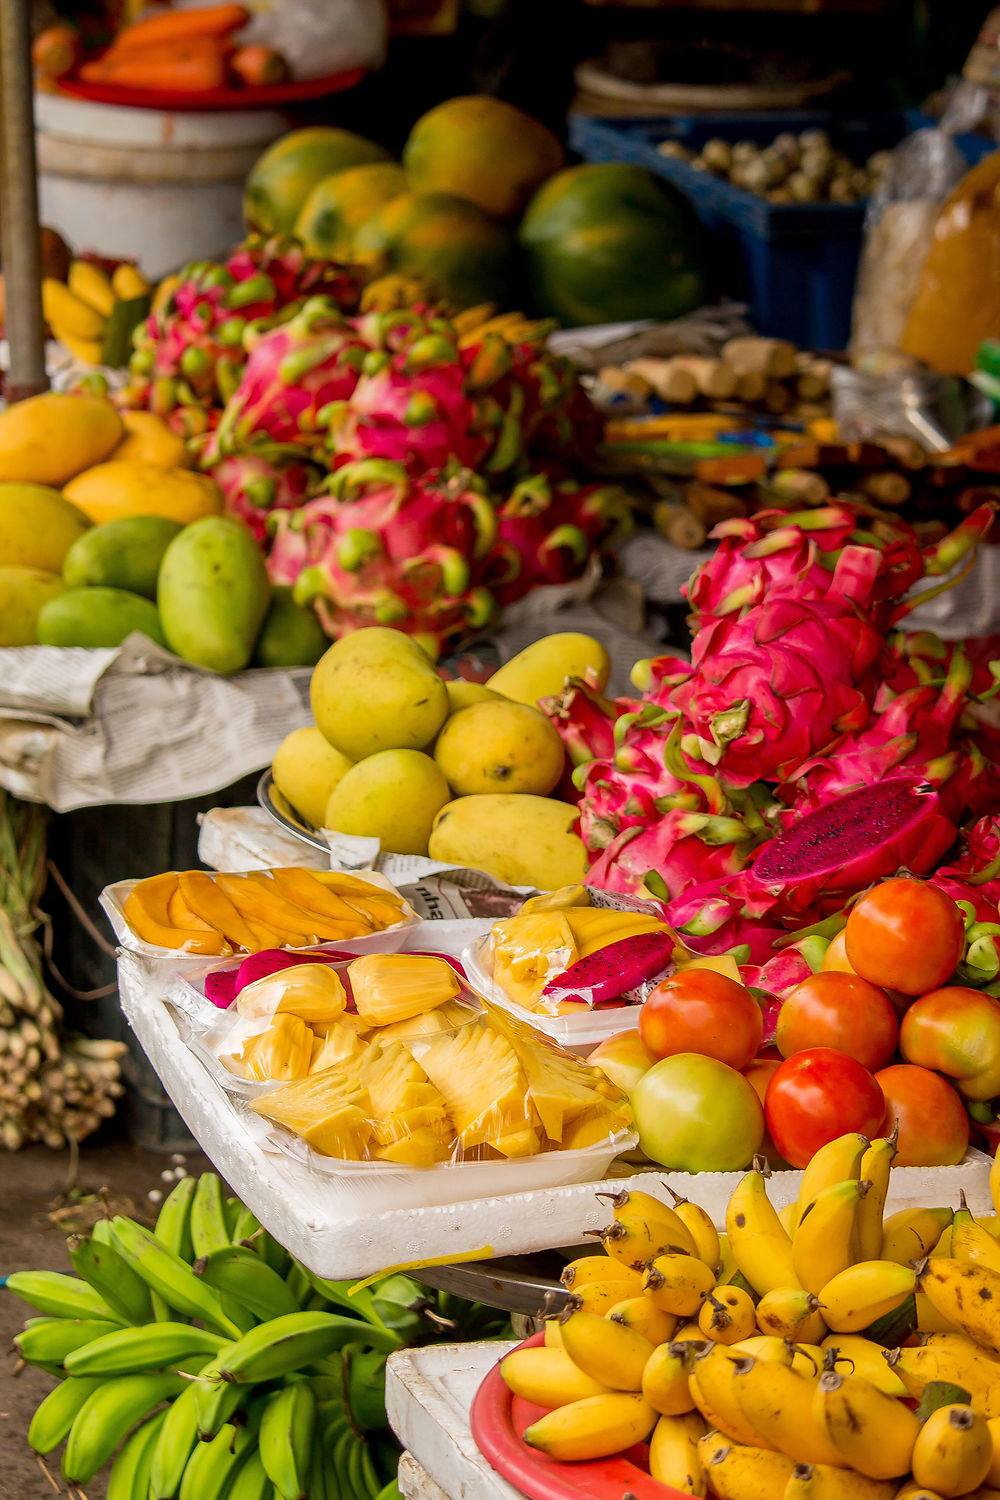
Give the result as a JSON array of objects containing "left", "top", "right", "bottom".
[
  {"left": 598, "top": 1212, "right": 696, "bottom": 1271},
  {"left": 522, "top": 1391, "right": 657, "bottom": 1460},
  {"left": 917, "top": 1290, "right": 963, "bottom": 1335},
  {"left": 15, "top": 1318, "right": 120, "bottom": 1367},
  {"left": 219, "top": 1310, "right": 396, "bottom": 1385},
  {"left": 596, "top": 1186, "right": 699, "bottom": 1255},
  {"left": 259, "top": 1382, "right": 316, "bottom": 1500},
  {"left": 895, "top": 1485, "right": 957, "bottom": 1500},
  {"left": 106, "top": 1408, "right": 167, "bottom": 1500},
  {"left": 697, "top": 1286, "right": 756, "bottom": 1345},
  {"left": 716, "top": 1232, "right": 739, "bottom": 1285},
  {"left": 54, "top": 328, "right": 105, "bottom": 366},
  {"left": 725, "top": 1163, "right": 801, "bottom": 1295},
  {"left": 755, "top": 1286, "right": 827, "bottom": 1343},
  {"left": 642, "top": 1253, "right": 716, "bottom": 1317},
  {"left": 881, "top": 1207, "right": 954, "bottom": 1265},
  {"left": 855, "top": 1129, "right": 897, "bottom": 1262},
  {"left": 5, "top": 1269, "right": 122, "bottom": 1324},
  {"left": 196, "top": 1244, "right": 300, "bottom": 1322},
  {"left": 730, "top": 1354, "right": 847, "bottom": 1467},
  {"left": 559, "top": 1308, "right": 654, "bottom": 1391},
  {"left": 68, "top": 1232, "right": 156, "bottom": 1325},
  {"left": 952, "top": 1194, "right": 1000, "bottom": 1273},
  {"left": 28, "top": 1376, "right": 105, "bottom": 1454},
  {"left": 641, "top": 1340, "right": 699, "bottom": 1415},
  {"left": 345, "top": 1432, "right": 372, "bottom": 1500},
  {"left": 673, "top": 1320, "right": 710, "bottom": 1343},
  {"left": 560, "top": 1255, "right": 643, "bottom": 1292},
  {"left": 812, "top": 1368, "right": 920, "bottom": 1479},
  {"left": 179, "top": 1401, "right": 263, "bottom": 1500},
  {"left": 818, "top": 1335, "right": 908, "bottom": 1397},
  {"left": 784, "top": 1462, "right": 898, "bottom": 1498},
  {"left": 231, "top": 1203, "right": 262, "bottom": 1246},
  {"left": 91, "top": 1218, "right": 114, "bottom": 1246},
  {"left": 150, "top": 1364, "right": 208, "bottom": 1499},
  {"left": 69, "top": 260, "right": 116, "bottom": 317},
  {"left": 567, "top": 1280, "right": 641, "bottom": 1317},
  {"left": 228, "top": 1449, "right": 274, "bottom": 1500},
  {"left": 608, "top": 1295, "right": 678, "bottom": 1344},
  {"left": 190, "top": 1171, "right": 232, "bottom": 1259},
  {"left": 919, "top": 1259, "right": 1000, "bottom": 1352},
  {"left": 690, "top": 1342, "right": 772, "bottom": 1447},
  {"left": 730, "top": 1335, "right": 797, "bottom": 1365},
  {"left": 112, "top": 262, "right": 152, "bottom": 301},
  {"left": 886, "top": 1334, "right": 1000, "bottom": 1401},
  {"left": 791, "top": 1344, "right": 827, "bottom": 1378},
  {"left": 911, "top": 1405, "right": 994, "bottom": 1496},
  {"left": 42, "top": 277, "right": 105, "bottom": 340},
  {"left": 818, "top": 1260, "right": 917, "bottom": 1333},
  {"left": 696, "top": 1435, "right": 796, "bottom": 1499},
  {"left": 193, "top": 1343, "right": 246, "bottom": 1440},
  {"left": 988, "top": 1415, "right": 1000, "bottom": 1485},
  {"left": 648, "top": 1411, "right": 707, "bottom": 1494},
  {"left": 793, "top": 1181, "right": 869, "bottom": 1295},
  {"left": 62, "top": 1370, "right": 186, "bottom": 1483},
  {"left": 64, "top": 1320, "right": 226, "bottom": 1376},
  {"left": 108, "top": 1215, "right": 243, "bottom": 1337},
  {"left": 794, "top": 1132, "right": 870, "bottom": 1233},
  {"left": 934, "top": 1224, "right": 955, "bottom": 1258},
  {"left": 780, "top": 1202, "right": 800, "bottom": 1238},
  {"left": 152, "top": 1174, "right": 197, "bottom": 1323},
  {"left": 500, "top": 1345, "right": 611, "bottom": 1406},
  {"left": 543, "top": 1318, "right": 563, "bottom": 1349},
  {"left": 665, "top": 1188, "right": 721, "bottom": 1268}
]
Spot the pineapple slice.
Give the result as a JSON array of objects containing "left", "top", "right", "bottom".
[
  {"left": 361, "top": 1043, "right": 452, "bottom": 1150},
  {"left": 310, "top": 1021, "right": 367, "bottom": 1073},
  {"left": 485, "top": 1001, "right": 628, "bottom": 1143},
  {"left": 237, "top": 964, "right": 347, "bottom": 1025},
  {"left": 349, "top": 953, "right": 460, "bottom": 1026},
  {"left": 413, "top": 1021, "right": 526, "bottom": 1149},
  {"left": 492, "top": 1124, "right": 542, "bottom": 1158},
  {"left": 241, "top": 1013, "right": 314, "bottom": 1082},
  {"left": 375, "top": 998, "right": 475, "bottom": 1045},
  {"left": 376, "top": 1130, "right": 447, "bottom": 1168},
  {"left": 490, "top": 912, "right": 578, "bottom": 1010},
  {"left": 250, "top": 1065, "right": 373, "bottom": 1159},
  {"left": 560, "top": 1104, "right": 631, "bottom": 1151}
]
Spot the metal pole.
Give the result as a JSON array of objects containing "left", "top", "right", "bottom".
[{"left": 0, "top": 0, "right": 48, "bottom": 401}]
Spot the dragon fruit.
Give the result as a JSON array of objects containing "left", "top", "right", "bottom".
[
  {"left": 663, "top": 880, "right": 786, "bottom": 965},
  {"left": 211, "top": 454, "right": 320, "bottom": 544},
  {"left": 585, "top": 808, "right": 767, "bottom": 905},
  {"left": 487, "top": 475, "right": 631, "bottom": 606},
  {"left": 539, "top": 676, "right": 637, "bottom": 769},
  {"left": 539, "top": 929, "right": 678, "bottom": 1009},
  {"left": 933, "top": 816, "right": 1000, "bottom": 986}
]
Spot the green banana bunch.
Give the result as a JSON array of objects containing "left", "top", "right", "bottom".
[
  {"left": 68, "top": 1232, "right": 155, "bottom": 1324},
  {"left": 196, "top": 1243, "right": 301, "bottom": 1322},
  {"left": 15, "top": 1316, "right": 120, "bottom": 1368},
  {"left": 105, "top": 1407, "right": 167, "bottom": 1500},
  {"left": 259, "top": 1381, "right": 315, "bottom": 1500},
  {"left": 62, "top": 1370, "right": 187, "bottom": 1483}
]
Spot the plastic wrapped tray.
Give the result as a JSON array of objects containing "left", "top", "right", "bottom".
[{"left": 462, "top": 943, "right": 641, "bottom": 1054}]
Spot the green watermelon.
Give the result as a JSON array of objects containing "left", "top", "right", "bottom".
[{"left": 519, "top": 163, "right": 704, "bottom": 327}]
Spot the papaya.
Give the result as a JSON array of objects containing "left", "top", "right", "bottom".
[
  {"left": 402, "top": 96, "right": 565, "bottom": 219},
  {"left": 353, "top": 191, "right": 511, "bottom": 310},
  {"left": 35, "top": 586, "right": 166, "bottom": 649},
  {"left": 111, "top": 410, "right": 190, "bottom": 468},
  {"left": 253, "top": 586, "right": 329, "bottom": 669},
  {"left": 244, "top": 126, "right": 391, "bottom": 236},
  {"left": 63, "top": 461, "right": 222, "bottom": 526},
  {"left": 61, "top": 515, "right": 182, "bottom": 598},
  {"left": 0, "top": 393, "right": 123, "bottom": 486},
  {"left": 0, "top": 482, "right": 91, "bottom": 571},
  {"left": 294, "top": 162, "right": 408, "bottom": 260},
  {"left": 519, "top": 163, "right": 704, "bottom": 328},
  {"left": 0, "top": 566, "right": 65, "bottom": 645},
  {"left": 157, "top": 515, "right": 271, "bottom": 674}
]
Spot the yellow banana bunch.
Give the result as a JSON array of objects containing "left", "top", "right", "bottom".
[
  {"left": 785, "top": 1462, "right": 897, "bottom": 1498},
  {"left": 855, "top": 1129, "right": 897, "bottom": 1262},
  {"left": 559, "top": 1309, "right": 653, "bottom": 1391},
  {"left": 697, "top": 1434, "right": 796, "bottom": 1498},
  {"left": 952, "top": 1194, "right": 1000, "bottom": 1273},
  {"left": 690, "top": 1342, "right": 770, "bottom": 1447},
  {"left": 500, "top": 1345, "right": 610, "bottom": 1407},
  {"left": 726, "top": 1161, "right": 801, "bottom": 1296},
  {"left": 697, "top": 1286, "right": 756, "bottom": 1345},
  {"left": 729, "top": 1354, "right": 846, "bottom": 1468},
  {"left": 911, "top": 1404, "right": 994, "bottom": 1495},
  {"left": 812, "top": 1368, "right": 920, "bottom": 1479},
  {"left": 886, "top": 1332, "right": 1000, "bottom": 1402},
  {"left": 881, "top": 1206, "right": 953, "bottom": 1265},
  {"left": 648, "top": 1411, "right": 707, "bottom": 1494},
  {"left": 642, "top": 1253, "right": 716, "bottom": 1317},
  {"left": 818, "top": 1335, "right": 908, "bottom": 1397},
  {"left": 522, "top": 1391, "right": 657, "bottom": 1461},
  {"left": 756, "top": 1286, "right": 828, "bottom": 1344},
  {"left": 817, "top": 1260, "right": 916, "bottom": 1333},
  {"left": 793, "top": 1133, "right": 870, "bottom": 1237},
  {"left": 559, "top": 1255, "right": 643, "bottom": 1293},
  {"left": 792, "top": 1180, "right": 870, "bottom": 1296},
  {"left": 44, "top": 260, "right": 151, "bottom": 368},
  {"left": 919, "top": 1259, "right": 1000, "bottom": 1351},
  {"left": 607, "top": 1295, "right": 677, "bottom": 1345}
]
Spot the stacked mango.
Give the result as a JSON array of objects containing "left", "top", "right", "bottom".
[
  {"left": 227, "top": 952, "right": 632, "bottom": 1166},
  {"left": 498, "top": 1133, "right": 1000, "bottom": 1497},
  {"left": 121, "top": 867, "right": 409, "bottom": 954}
]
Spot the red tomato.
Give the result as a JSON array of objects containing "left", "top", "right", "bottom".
[
  {"left": 845, "top": 878, "right": 965, "bottom": 995},
  {"left": 764, "top": 1048, "right": 886, "bottom": 1168},
  {"left": 639, "top": 970, "right": 763, "bottom": 1072},
  {"left": 775, "top": 972, "right": 899, "bottom": 1072},
  {"left": 898, "top": 985, "right": 1000, "bottom": 1100},
  {"left": 874, "top": 1063, "right": 970, "bottom": 1167}
]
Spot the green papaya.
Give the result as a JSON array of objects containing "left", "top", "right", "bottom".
[
  {"left": 62, "top": 515, "right": 183, "bottom": 599},
  {"left": 36, "top": 587, "right": 166, "bottom": 649},
  {"left": 0, "top": 566, "right": 65, "bottom": 645},
  {"left": 157, "top": 516, "right": 271, "bottom": 674},
  {"left": 253, "top": 587, "right": 329, "bottom": 669}
]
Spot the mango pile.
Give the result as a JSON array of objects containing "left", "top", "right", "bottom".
[
  {"left": 122, "top": 867, "right": 409, "bottom": 955},
  {"left": 270, "top": 627, "right": 609, "bottom": 889},
  {"left": 233, "top": 952, "right": 631, "bottom": 1165},
  {"left": 497, "top": 1134, "right": 1000, "bottom": 1497}
]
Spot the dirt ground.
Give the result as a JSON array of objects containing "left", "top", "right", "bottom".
[{"left": 0, "top": 1141, "right": 211, "bottom": 1500}]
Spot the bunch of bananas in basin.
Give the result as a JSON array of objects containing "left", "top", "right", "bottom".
[
  {"left": 500, "top": 1133, "right": 1000, "bottom": 1497},
  {"left": 7, "top": 1170, "right": 507, "bottom": 1499}
]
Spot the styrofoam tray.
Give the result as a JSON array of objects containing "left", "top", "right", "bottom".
[{"left": 462, "top": 944, "right": 640, "bottom": 1053}]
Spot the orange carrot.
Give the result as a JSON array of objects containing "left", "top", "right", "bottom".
[
  {"left": 31, "top": 24, "right": 80, "bottom": 79},
  {"left": 229, "top": 44, "right": 289, "bottom": 87},
  {"left": 108, "top": 3, "right": 249, "bottom": 54},
  {"left": 80, "top": 39, "right": 230, "bottom": 91}
]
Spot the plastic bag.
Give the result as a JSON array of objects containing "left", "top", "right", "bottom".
[{"left": 174, "top": 0, "right": 388, "bottom": 79}]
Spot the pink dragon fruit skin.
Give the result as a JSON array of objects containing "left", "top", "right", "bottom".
[
  {"left": 204, "top": 948, "right": 353, "bottom": 1009},
  {"left": 585, "top": 809, "right": 762, "bottom": 904},
  {"left": 210, "top": 454, "right": 319, "bottom": 544},
  {"left": 663, "top": 880, "right": 785, "bottom": 965},
  {"left": 539, "top": 677, "right": 636, "bottom": 769},
  {"left": 333, "top": 348, "right": 488, "bottom": 473},
  {"left": 539, "top": 929, "right": 677, "bottom": 1008}
]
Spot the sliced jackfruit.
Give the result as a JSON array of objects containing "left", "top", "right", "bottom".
[
  {"left": 349, "top": 953, "right": 460, "bottom": 1026},
  {"left": 240, "top": 1012, "right": 314, "bottom": 1082},
  {"left": 375, "top": 997, "right": 477, "bottom": 1045},
  {"left": 249, "top": 1065, "right": 373, "bottom": 1159},
  {"left": 413, "top": 1021, "right": 526, "bottom": 1149},
  {"left": 310, "top": 1021, "right": 367, "bottom": 1073},
  {"left": 237, "top": 964, "right": 348, "bottom": 1025},
  {"left": 490, "top": 911, "right": 578, "bottom": 1010}
]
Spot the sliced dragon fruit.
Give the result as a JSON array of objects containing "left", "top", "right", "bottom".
[
  {"left": 231, "top": 948, "right": 355, "bottom": 999},
  {"left": 204, "top": 967, "right": 240, "bottom": 1010},
  {"left": 540, "top": 929, "right": 677, "bottom": 1009}
]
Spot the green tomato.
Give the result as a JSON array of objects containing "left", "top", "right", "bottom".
[{"left": 630, "top": 1052, "right": 765, "bottom": 1172}]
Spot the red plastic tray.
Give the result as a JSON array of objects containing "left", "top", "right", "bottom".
[
  {"left": 57, "top": 67, "right": 363, "bottom": 112},
  {"left": 469, "top": 1332, "right": 687, "bottom": 1500}
]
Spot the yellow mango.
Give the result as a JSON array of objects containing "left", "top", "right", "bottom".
[
  {"left": 214, "top": 873, "right": 317, "bottom": 947},
  {"left": 63, "top": 461, "right": 222, "bottom": 526},
  {"left": 488, "top": 632, "right": 610, "bottom": 706},
  {"left": 268, "top": 867, "right": 371, "bottom": 928},
  {"left": 0, "top": 566, "right": 66, "bottom": 645},
  {"left": 111, "top": 411, "right": 191, "bottom": 469},
  {"left": 0, "top": 482, "right": 91, "bottom": 571},
  {"left": 434, "top": 700, "right": 565, "bottom": 797},
  {"left": 444, "top": 679, "right": 503, "bottom": 713},
  {"left": 428, "top": 794, "right": 586, "bottom": 891},
  {"left": 0, "top": 393, "right": 123, "bottom": 485},
  {"left": 270, "top": 727, "right": 353, "bottom": 831}
]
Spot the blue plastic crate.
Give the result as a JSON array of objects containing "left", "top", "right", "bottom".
[{"left": 569, "top": 111, "right": 995, "bottom": 349}]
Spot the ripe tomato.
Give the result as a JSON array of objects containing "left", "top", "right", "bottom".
[
  {"left": 743, "top": 1056, "right": 783, "bottom": 1108},
  {"left": 898, "top": 985, "right": 1000, "bottom": 1100},
  {"left": 639, "top": 970, "right": 763, "bottom": 1072},
  {"left": 845, "top": 878, "right": 965, "bottom": 995},
  {"left": 764, "top": 1048, "right": 885, "bottom": 1168},
  {"left": 874, "top": 1063, "right": 969, "bottom": 1167},
  {"left": 631, "top": 1053, "right": 765, "bottom": 1172},
  {"left": 775, "top": 972, "right": 899, "bottom": 1072},
  {"left": 821, "top": 930, "right": 855, "bottom": 973}
]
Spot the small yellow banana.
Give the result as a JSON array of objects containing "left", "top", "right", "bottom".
[
  {"left": 933, "top": 1225, "right": 955, "bottom": 1259},
  {"left": 790, "top": 1344, "right": 827, "bottom": 1378},
  {"left": 887, "top": 1333, "right": 1000, "bottom": 1401},
  {"left": 730, "top": 1354, "right": 846, "bottom": 1468},
  {"left": 672, "top": 1321, "right": 709, "bottom": 1343},
  {"left": 596, "top": 1188, "right": 698, "bottom": 1256},
  {"left": 911, "top": 1405, "right": 993, "bottom": 1496},
  {"left": 818, "top": 1335, "right": 908, "bottom": 1397},
  {"left": 500, "top": 1346, "right": 611, "bottom": 1408},
  {"left": 607, "top": 1295, "right": 677, "bottom": 1346},
  {"left": 696, "top": 1435, "right": 796, "bottom": 1499},
  {"left": 715, "top": 1232, "right": 739, "bottom": 1285},
  {"left": 641, "top": 1341, "right": 698, "bottom": 1416},
  {"left": 522, "top": 1392, "right": 657, "bottom": 1461},
  {"left": 952, "top": 1195, "right": 1000, "bottom": 1274},
  {"left": 648, "top": 1411, "right": 707, "bottom": 1495},
  {"left": 726, "top": 1163, "right": 801, "bottom": 1296},
  {"left": 642, "top": 1254, "right": 716, "bottom": 1318},
  {"left": 811, "top": 1369, "right": 920, "bottom": 1479},
  {"left": 599, "top": 1212, "right": 695, "bottom": 1272},
  {"left": 42, "top": 278, "right": 105, "bottom": 341},
  {"left": 794, "top": 1133, "right": 870, "bottom": 1234},
  {"left": 780, "top": 1202, "right": 800, "bottom": 1237},
  {"left": 855, "top": 1128, "right": 897, "bottom": 1262},
  {"left": 895, "top": 1483, "right": 954, "bottom": 1500},
  {"left": 111, "top": 263, "right": 151, "bottom": 301},
  {"left": 68, "top": 261, "right": 115, "bottom": 318},
  {"left": 817, "top": 1260, "right": 916, "bottom": 1333},
  {"left": 697, "top": 1287, "right": 756, "bottom": 1345},
  {"left": 986, "top": 1413, "right": 1000, "bottom": 1484},
  {"left": 881, "top": 1206, "right": 953, "bottom": 1265},
  {"left": 793, "top": 1181, "right": 869, "bottom": 1296},
  {"left": 560, "top": 1256, "right": 643, "bottom": 1292},
  {"left": 53, "top": 329, "right": 104, "bottom": 367},
  {"left": 665, "top": 1189, "right": 721, "bottom": 1269},
  {"left": 559, "top": 1310, "right": 653, "bottom": 1392},
  {"left": 756, "top": 1286, "right": 828, "bottom": 1344},
  {"left": 689, "top": 1343, "right": 773, "bottom": 1447},
  {"left": 919, "top": 1259, "right": 1000, "bottom": 1352},
  {"left": 916, "top": 1291, "right": 962, "bottom": 1335},
  {"left": 784, "top": 1461, "right": 898, "bottom": 1498},
  {"left": 543, "top": 1320, "right": 563, "bottom": 1350},
  {"left": 564, "top": 1282, "right": 638, "bottom": 1317},
  {"left": 730, "top": 1335, "right": 796, "bottom": 1365}
]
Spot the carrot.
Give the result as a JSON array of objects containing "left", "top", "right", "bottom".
[
  {"left": 32, "top": 24, "right": 81, "bottom": 79},
  {"left": 230, "top": 44, "right": 289, "bottom": 87},
  {"left": 108, "top": 3, "right": 249, "bottom": 54},
  {"left": 80, "top": 39, "right": 230, "bottom": 91}
]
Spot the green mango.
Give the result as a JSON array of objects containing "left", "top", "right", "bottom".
[
  {"left": 62, "top": 515, "right": 183, "bottom": 599},
  {"left": 253, "top": 587, "right": 328, "bottom": 669},
  {"left": 36, "top": 586, "right": 165, "bottom": 648},
  {"left": 0, "top": 566, "right": 65, "bottom": 645},
  {"left": 158, "top": 516, "right": 271, "bottom": 674}
]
